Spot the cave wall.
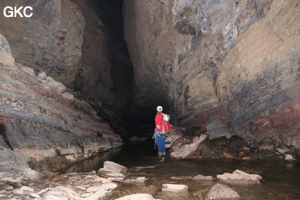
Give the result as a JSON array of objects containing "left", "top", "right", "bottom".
[
  {"left": 0, "top": 0, "right": 127, "bottom": 171},
  {"left": 0, "top": 0, "right": 139, "bottom": 134},
  {"left": 0, "top": 33, "right": 122, "bottom": 171},
  {"left": 123, "top": 0, "right": 300, "bottom": 147},
  {"left": 0, "top": 0, "right": 85, "bottom": 87}
]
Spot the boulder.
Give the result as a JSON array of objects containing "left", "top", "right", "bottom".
[
  {"left": 258, "top": 142, "right": 275, "bottom": 152},
  {"left": 23, "top": 168, "right": 41, "bottom": 181},
  {"left": 285, "top": 154, "right": 295, "bottom": 162},
  {"left": 206, "top": 183, "right": 240, "bottom": 200},
  {"left": 217, "top": 169, "right": 262, "bottom": 184},
  {"left": 170, "top": 134, "right": 208, "bottom": 159},
  {"left": 100, "top": 161, "right": 127, "bottom": 174}
]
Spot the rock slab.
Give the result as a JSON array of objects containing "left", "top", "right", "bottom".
[
  {"left": 206, "top": 183, "right": 240, "bottom": 200},
  {"left": 217, "top": 169, "right": 262, "bottom": 184}
]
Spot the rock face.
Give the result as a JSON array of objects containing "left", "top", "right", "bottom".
[
  {"left": 124, "top": 0, "right": 300, "bottom": 150},
  {"left": 0, "top": 0, "right": 85, "bottom": 87},
  {"left": 0, "top": 0, "right": 136, "bottom": 135},
  {"left": 0, "top": 33, "right": 122, "bottom": 172}
]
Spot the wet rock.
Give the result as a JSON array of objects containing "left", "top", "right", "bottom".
[
  {"left": 124, "top": 177, "right": 147, "bottom": 183},
  {"left": 82, "top": 190, "right": 110, "bottom": 199},
  {"left": 285, "top": 154, "right": 295, "bottom": 162},
  {"left": 258, "top": 142, "right": 275, "bottom": 152},
  {"left": 86, "top": 182, "right": 118, "bottom": 193},
  {"left": 99, "top": 161, "right": 128, "bottom": 174},
  {"left": 43, "top": 190, "right": 70, "bottom": 200},
  {"left": 115, "top": 193, "right": 157, "bottom": 200},
  {"left": 12, "top": 186, "right": 41, "bottom": 198},
  {"left": 2, "top": 177, "right": 21, "bottom": 187},
  {"left": 206, "top": 183, "right": 240, "bottom": 200},
  {"left": 106, "top": 172, "right": 126, "bottom": 178},
  {"left": 23, "top": 168, "right": 41, "bottom": 181},
  {"left": 0, "top": 172, "right": 10, "bottom": 179},
  {"left": 162, "top": 184, "right": 188, "bottom": 192},
  {"left": 170, "top": 134, "right": 208, "bottom": 159},
  {"left": 217, "top": 169, "right": 262, "bottom": 185},
  {"left": 192, "top": 174, "right": 214, "bottom": 181},
  {"left": 276, "top": 147, "right": 291, "bottom": 155},
  {"left": 51, "top": 186, "right": 81, "bottom": 200}
]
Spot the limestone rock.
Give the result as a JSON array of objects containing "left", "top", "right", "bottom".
[
  {"left": 192, "top": 174, "right": 214, "bottom": 181},
  {"left": 170, "top": 134, "right": 208, "bottom": 159},
  {"left": 115, "top": 193, "right": 157, "bottom": 200},
  {"left": 23, "top": 168, "right": 41, "bottom": 181},
  {"left": 0, "top": 0, "right": 85, "bottom": 86},
  {"left": 124, "top": 177, "right": 147, "bottom": 183},
  {"left": 124, "top": 0, "right": 300, "bottom": 155},
  {"left": 276, "top": 147, "right": 291, "bottom": 155},
  {"left": 43, "top": 190, "right": 70, "bottom": 200},
  {"left": 285, "top": 154, "right": 295, "bottom": 162},
  {"left": 217, "top": 170, "right": 262, "bottom": 185},
  {"left": 258, "top": 143, "right": 275, "bottom": 152},
  {"left": 0, "top": 34, "right": 122, "bottom": 172},
  {"left": 206, "top": 183, "right": 240, "bottom": 200},
  {"left": 162, "top": 184, "right": 188, "bottom": 192},
  {"left": 100, "top": 161, "right": 128, "bottom": 174},
  {"left": 0, "top": 33, "right": 15, "bottom": 66}
]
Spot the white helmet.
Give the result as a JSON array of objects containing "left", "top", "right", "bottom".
[{"left": 156, "top": 106, "right": 163, "bottom": 112}]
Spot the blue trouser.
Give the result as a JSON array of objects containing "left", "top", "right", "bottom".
[{"left": 156, "top": 137, "right": 166, "bottom": 152}]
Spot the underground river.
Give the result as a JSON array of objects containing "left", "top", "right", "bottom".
[{"left": 62, "top": 139, "right": 300, "bottom": 200}]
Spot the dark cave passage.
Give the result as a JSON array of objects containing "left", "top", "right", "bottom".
[{"left": 82, "top": 0, "right": 170, "bottom": 139}]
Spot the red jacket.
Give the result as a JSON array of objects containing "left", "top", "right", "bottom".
[{"left": 155, "top": 112, "right": 170, "bottom": 133}]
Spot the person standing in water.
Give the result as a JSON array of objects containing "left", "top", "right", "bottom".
[{"left": 153, "top": 106, "right": 170, "bottom": 160}]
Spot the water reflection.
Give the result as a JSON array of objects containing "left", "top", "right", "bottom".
[
  {"left": 64, "top": 141, "right": 300, "bottom": 199},
  {"left": 62, "top": 148, "right": 121, "bottom": 173}
]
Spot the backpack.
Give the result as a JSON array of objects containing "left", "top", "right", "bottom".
[{"left": 162, "top": 113, "right": 170, "bottom": 122}]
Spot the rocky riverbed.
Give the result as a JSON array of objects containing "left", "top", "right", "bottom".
[{"left": 0, "top": 160, "right": 265, "bottom": 200}]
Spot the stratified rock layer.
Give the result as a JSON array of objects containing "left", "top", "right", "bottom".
[
  {"left": 124, "top": 0, "right": 300, "bottom": 149},
  {"left": 0, "top": 33, "right": 122, "bottom": 172},
  {"left": 0, "top": 0, "right": 85, "bottom": 86}
]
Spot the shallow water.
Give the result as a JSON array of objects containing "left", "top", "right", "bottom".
[{"left": 64, "top": 140, "right": 300, "bottom": 200}]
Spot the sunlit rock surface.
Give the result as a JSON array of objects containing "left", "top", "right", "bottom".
[{"left": 0, "top": 33, "right": 122, "bottom": 172}]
